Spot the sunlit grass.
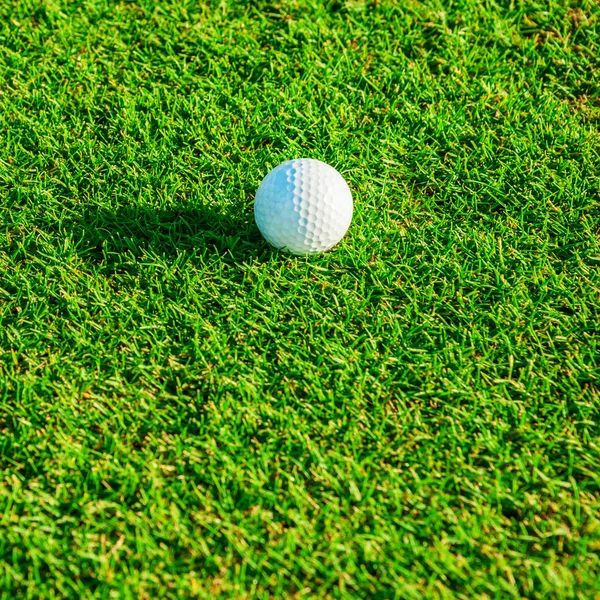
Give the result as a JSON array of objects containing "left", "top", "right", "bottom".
[{"left": 0, "top": 0, "right": 599, "bottom": 597}]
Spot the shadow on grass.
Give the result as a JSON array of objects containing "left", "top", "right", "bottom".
[{"left": 62, "top": 200, "right": 271, "bottom": 271}]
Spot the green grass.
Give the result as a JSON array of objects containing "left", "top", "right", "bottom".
[{"left": 1, "top": 0, "right": 599, "bottom": 597}]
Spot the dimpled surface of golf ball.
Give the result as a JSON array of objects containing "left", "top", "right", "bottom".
[{"left": 254, "top": 158, "right": 353, "bottom": 255}]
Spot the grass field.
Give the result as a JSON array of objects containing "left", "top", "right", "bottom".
[{"left": 1, "top": 0, "right": 600, "bottom": 597}]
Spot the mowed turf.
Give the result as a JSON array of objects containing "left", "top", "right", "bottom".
[{"left": 1, "top": 0, "right": 599, "bottom": 597}]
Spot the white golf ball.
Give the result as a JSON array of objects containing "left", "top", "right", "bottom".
[{"left": 254, "top": 158, "right": 353, "bottom": 255}]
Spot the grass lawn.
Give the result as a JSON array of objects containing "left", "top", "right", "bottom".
[{"left": 1, "top": 0, "right": 600, "bottom": 597}]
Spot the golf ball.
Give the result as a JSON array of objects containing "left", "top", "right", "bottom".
[{"left": 254, "top": 158, "right": 353, "bottom": 255}]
